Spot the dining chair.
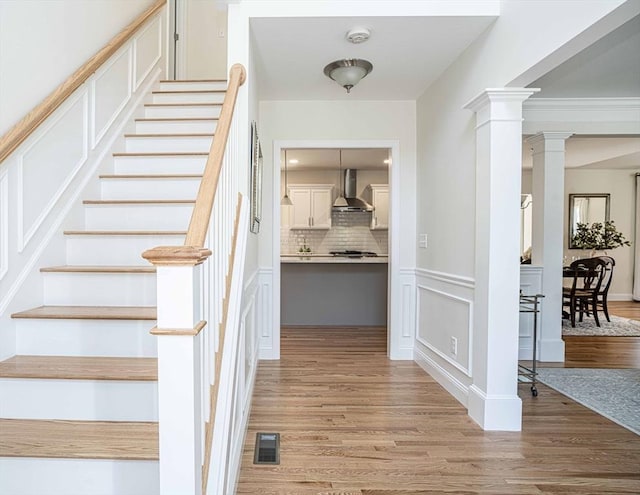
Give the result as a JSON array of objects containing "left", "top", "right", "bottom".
[
  {"left": 594, "top": 256, "right": 615, "bottom": 322},
  {"left": 562, "top": 257, "right": 607, "bottom": 327}
]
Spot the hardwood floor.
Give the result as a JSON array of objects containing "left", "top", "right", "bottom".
[
  {"left": 236, "top": 327, "right": 640, "bottom": 495},
  {"left": 561, "top": 301, "right": 640, "bottom": 368}
]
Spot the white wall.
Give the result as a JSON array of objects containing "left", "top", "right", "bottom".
[
  {"left": 415, "top": 0, "right": 632, "bottom": 403},
  {"left": 0, "top": 0, "right": 156, "bottom": 136},
  {"left": 185, "top": 0, "right": 228, "bottom": 79},
  {"left": 523, "top": 167, "right": 639, "bottom": 299}
]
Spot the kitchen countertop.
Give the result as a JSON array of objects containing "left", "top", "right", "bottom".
[{"left": 281, "top": 254, "right": 388, "bottom": 264}]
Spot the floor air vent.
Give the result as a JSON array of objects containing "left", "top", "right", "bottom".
[{"left": 253, "top": 432, "right": 280, "bottom": 465}]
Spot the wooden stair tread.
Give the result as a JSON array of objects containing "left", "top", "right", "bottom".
[
  {"left": 63, "top": 230, "right": 186, "bottom": 236},
  {"left": 99, "top": 174, "right": 203, "bottom": 179},
  {"left": 11, "top": 305, "right": 156, "bottom": 320},
  {"left": 40, "top": 265, "right": 155, "bottom": 273},
  {"left": 0, "top": 356, "right": 157, "bottom": 381},
  {"left": 152, "top": 90, "right": 226, "bottom": 94},
  {"left": 135, "top": 117, "right": 218, "bottom": 122},
  {"left": 113, "top": 151, "right": 207, "bottom": 157},
  {"left": 82, "top": 199, "right": 194, "bottom": 205},
  {"left": 0, "top": 419, "right": 158, "bottom": 460},
  {"left": 144, "top": 103, "right": 222, "bottom": 107},
  {"left": 160, "top": 78, "right": 226, "bottom": 82},
  {"left": 123, "top": 133, "right": 214, "bottom": 138}
]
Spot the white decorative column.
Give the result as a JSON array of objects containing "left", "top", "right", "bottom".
[
  {"left": 528, "top": 132, "right": 573, "bottom": 362},
  {"left": 464, "top": 88, "right": 538, "bottom": 431},
  {"left": 143, "top": 246, "right": 211, "bottom": 495}
]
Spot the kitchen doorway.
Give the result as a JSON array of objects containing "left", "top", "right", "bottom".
[{"left": 271, "top": 140, "right": 404, "bottom": 359}]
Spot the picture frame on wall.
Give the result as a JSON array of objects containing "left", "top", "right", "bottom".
[{"left": 249, "top": 121, "right": 262, "bottom": 234}]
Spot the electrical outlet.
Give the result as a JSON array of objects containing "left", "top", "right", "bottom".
[
  {"left": 218, "top": 28, "right": 225, "bottom": 38},
  {"left": 450, "top": 336, "right": 458, "bottom": 356},
  {"left": 418, "top": 234, "right": 428, "bottom": 248}
]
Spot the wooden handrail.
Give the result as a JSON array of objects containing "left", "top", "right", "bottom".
[
  {"left": 184, "top": 64, "right": 246, "bottom": 247},
  {"left": 0, "top": 0, "right": 166, "bottom": 165},
  {"left": 202, "top": 192, "right": 243, "bottom": 493}
]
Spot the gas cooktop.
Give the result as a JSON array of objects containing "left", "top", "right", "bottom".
[{"left": 329, "top": 250, "right": 378, "bottom": 258}]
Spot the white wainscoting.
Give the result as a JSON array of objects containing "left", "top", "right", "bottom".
[
  {"left": 519, "top": 266, "right": 543, "bottom": 360},
  {"left": 0, "top": 7, "right": 167, "bottom": 357},
  {"left": 413, "top": 268, "right": 475, "bottom": 406},
  {"left": 258, "top": 267, "right": 276, "bottom": 359}
]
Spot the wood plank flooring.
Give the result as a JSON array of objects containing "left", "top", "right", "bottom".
[
  {"left": 236, "top": 327, "right": 640, "bottom": 495},
  {"left": 561, "top": 301, "right": 640, "bottom": 368}
]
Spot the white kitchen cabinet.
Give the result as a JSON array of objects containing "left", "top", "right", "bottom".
[
  {"left": 287, "top": 185, "right": 333, "bottom": 229},
  {"left": 368, "top": 184, "right": 389, "bottom": 230}
]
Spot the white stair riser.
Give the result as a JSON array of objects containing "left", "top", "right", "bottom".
[
  {"left": 16, "top": 319, "right": 156, "bottom": 357},
  {"left": 66, "top": 234, "right": 185, "bottom": 265},
  {"left": 84, "top": 203, "right": 193, "bottom": 230},
  {"left": 0, "top": 458, "right": 159, "bottom": 495},
  {"left": 152, "top": 92, "right": 225, "bottom": 104},
  {"left": 43, "top": 273, "right": 156, "bottom": 306},
  {"left": 0, "top": 379, "right": 157, "bottom": 421},
  {"left": 135, "top": 119, "right": 217, "bottom": 134},
  {"left": 114, "top": 155, "right": 207, "bottom": 175},
  {"left": 160, "top": 80, "right": 226, "bottom": 91},
  {"left": 101, "top": 178, "right": 201, "bottom": 200},
  {"left": 124, "top": 135, "right": 212, "bottom": 153},
  {"left": 144, "top": 104, "right": 221, "bottom": 119}
]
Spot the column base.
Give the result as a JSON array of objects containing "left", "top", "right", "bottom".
[
  {"left": 538, "top": 338, "right": 565, "bottom": 362},
  {"left": 468, "top": 385, "right": 522, "bottom": 431}
]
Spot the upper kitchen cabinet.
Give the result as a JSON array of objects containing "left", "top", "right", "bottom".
[
  {"left": 288, "top": 184, "right": 334, "bottom": 229},
  {"left": 368, "top": 184, "right": 389, "bottom": 230}
]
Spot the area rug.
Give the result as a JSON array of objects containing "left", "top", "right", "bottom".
[
  {"left": 562, "top": 314, "right": 640, "bottom": 336},
  {"left": 536, "top": 368, "right": 640, "bottom": 435}
]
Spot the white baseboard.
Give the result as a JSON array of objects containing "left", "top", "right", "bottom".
[
  {"left": 468, "top": 385, "right": 522, "bottom": 431},
  {"left": 609, "top": 293, "right": 633, "bottom": 301},
  {"left": 413, "top": 345, "right": 468, "bottom": 407}
]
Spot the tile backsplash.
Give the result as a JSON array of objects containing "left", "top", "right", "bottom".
[{"left": 281, "top": 211, "right": 388, "bottom": 255}]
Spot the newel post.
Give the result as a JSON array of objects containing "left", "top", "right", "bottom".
[{"left": 143, "top": 246, "right": 212, "bottom": 495}]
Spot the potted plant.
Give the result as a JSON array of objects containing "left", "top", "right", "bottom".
[{"left": 571, "top": 220, "right": 631, "bottom": 256}]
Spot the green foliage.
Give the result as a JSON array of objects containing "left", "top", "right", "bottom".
[{"left": 572, "top": 220, "right": 631, "bottom": 250}]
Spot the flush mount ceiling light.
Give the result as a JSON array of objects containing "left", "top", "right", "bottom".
[{"left": 323, "top": 59, "right": 373, "bottom": 94}]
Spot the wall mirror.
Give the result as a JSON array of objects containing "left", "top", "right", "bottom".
[{"left": 568, "top": 193, "right": 610, "bottom": 249}]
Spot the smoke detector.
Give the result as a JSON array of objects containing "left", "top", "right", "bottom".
[{"left": 346, "top": 27, "right": 371, "bottom": 44}]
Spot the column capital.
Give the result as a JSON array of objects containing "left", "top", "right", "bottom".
[
  {"left": 526, "top": 131, "right": 574, "bottom": 152},
  {"left": 464, "top": 88, "right": 540, "bottom": 127}
]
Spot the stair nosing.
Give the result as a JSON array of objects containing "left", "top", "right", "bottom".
[
  {"left": 135, "top": 117, "right": 219, "bottom": 122},
  {"left": 152, "top": 90, "right": 226, "bottom": 94},
  {"left": 123, "top": 133, "right": 214, "bottom": 138},
  {"left": 113, "top": 151, "right": 208, "bottom": 157},
  {"left": 99, "top": 174, "right": 203, "bottom": 179},
  {"left": 160, "top": 78, "right": 227, "bottom": 82},
  {"left": 11, "top": 305, "right": 157, "bottom": 320},
  {"left": 63, "top": 230, "right": 186, "bottom": 236},
  {"left": 82, "top": 199, "right": 195, "bottom": 205},
  {"left": 40, "top": 265, "right": 156, "bottom": 274},
  {"left": 144, "top": 103, "right": 222, "bottom": 107}
]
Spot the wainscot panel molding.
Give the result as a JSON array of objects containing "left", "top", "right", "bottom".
[
  {"left": 391, "top": 268, "right": 416, "bottom": 359},
  {"left": 257, "top": 268, "right": 276, "bottom": 359},
  {"left": 0, "top": 168, "right": 7, "bottom": 280},
  {"left": 416, "top": 285, "right": 473, "bottom": 377},
  {"left": 0, "top": 4, "right": 166, "bottom": 326},
  {"left": 133, "top": 16, "right": 162, "bottom": 91},
  {"left": 415, "top": 267, "right": 475, "bottom": 289},
  {"left": 91, "top": 46, "right": 133, "bottom": 147},
  {"left": 519, "top": 265, "right": 543, "bottom": 359},
  {"left": 17, "top": 90, "right": 89, "bottom": 253}
]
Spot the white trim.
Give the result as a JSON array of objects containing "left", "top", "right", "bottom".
[
  {"left": 0, "top": 168, "right": 8, "bottom": 280},
  {"left": 91, "top": 46, "right": 133, "bottom": 147},
  {"left": 271, "top": 139, "right": 403, "bottom": 359},
  {"left": 609, "top": 293, "right": 634, "bottom": 302},
  {"left": 467, "top": 384, "right": 522, "bottom": 432},
  {"left": 415, "top": 284, "right": 473, "bottom": 377},
  {"left": 133, "top": 15, "right": 163, "bottom": 91},
  {"left": 0, "top": 67, "right": 163, "bottom": 316},
  {"left": 413, "top": 344, "right": 468, "bottom": 407},
  {"left": 415, "top": 267, "right": 475, "bottom": 289},
  {"left": 16, "top": 90, "right": 89, "bottom": 253}
]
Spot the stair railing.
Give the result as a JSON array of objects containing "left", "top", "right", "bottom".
[
  {"left": 143, "top": 63, "right": 247, "bottom": 495},
  {"left": 0, "top": 0, "right": 167, "bottom": 165}
]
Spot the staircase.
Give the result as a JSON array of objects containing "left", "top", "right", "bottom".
[{"left": 0, "top": 80, "right": 226, "bottom": 495}]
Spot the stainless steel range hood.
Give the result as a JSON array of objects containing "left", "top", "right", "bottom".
[{"left": 333, "top": 169, "right": 373, "bottom": 212}]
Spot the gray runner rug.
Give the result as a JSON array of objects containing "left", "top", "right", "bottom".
[
  {"left": 536, "top": 367, "right": 640, "bottom": 435},
  {"left": 562, "top": 314, "right": 640, "bottom": 336}
]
